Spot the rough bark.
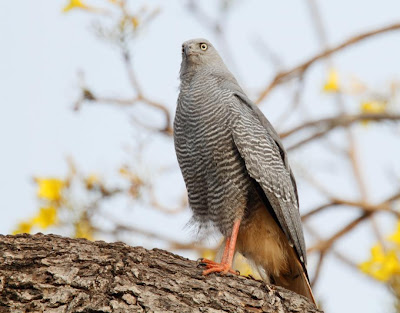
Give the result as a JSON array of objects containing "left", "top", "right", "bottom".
[{"left": 0, "top": 233, "right": 321, "bottom": 313}]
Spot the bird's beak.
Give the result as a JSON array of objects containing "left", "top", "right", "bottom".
[{"left": 183, "top": 44, "right": 195, "bottom": 56}]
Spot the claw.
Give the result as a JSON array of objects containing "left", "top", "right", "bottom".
[
  {"left": 201, "top": 261, "right": 237, "bottom": 275},
  {"left": 199, "top": 220, "right": 241, "bottom": 278},
  {"left": 199, "top": 258, "right": 220, "bottom": 266}
]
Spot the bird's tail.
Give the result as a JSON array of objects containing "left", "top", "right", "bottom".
[
  {"left": 268, "top": 247, "right": 316, "bottom": 305},
  {"left": 235, "top": 204, "right": 316, "bottom": 305}
]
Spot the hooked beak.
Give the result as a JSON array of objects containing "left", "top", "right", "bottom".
[{"left": 183, "top": 44, "right": 196, "bottom": 57}]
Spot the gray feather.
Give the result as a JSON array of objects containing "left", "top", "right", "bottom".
[
  {"left": 174, "top": 38, "right": 307, "bottom": 268},
  {"left": 228, "top": 95, "right": 307, "bottom": 265}
]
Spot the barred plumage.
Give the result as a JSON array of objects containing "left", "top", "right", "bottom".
[{"left": 174, "top": 38, "right": 315, "bottom": 304}]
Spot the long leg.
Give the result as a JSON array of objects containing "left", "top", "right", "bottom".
[
  {"left": 201, "top": 236, "right": 231, "bottom": 267},
  {"left": 202, "top": 219, "right": 241, "bottom": 275}
]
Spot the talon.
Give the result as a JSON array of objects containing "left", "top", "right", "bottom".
[
  {"left": 200, "top": 258, "right": 220, "bottom": 266},
  {"left": 202, "top": 262, "right": 237, "bottom": 276}
]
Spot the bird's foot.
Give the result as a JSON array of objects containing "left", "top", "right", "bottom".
[
  {"left": 199, "top": 258, "right": 220, "bottom": 266},
  {"left": 200, "top": 259, "right": 237, "bottom": 275}
]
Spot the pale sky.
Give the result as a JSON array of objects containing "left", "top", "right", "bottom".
[{"left": 1, "top": 1, "right": 400, "bottom": 312}]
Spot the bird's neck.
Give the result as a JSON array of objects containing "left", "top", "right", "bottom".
[{"left": 180, "top": 64, "right": 233, "bottom": 89}]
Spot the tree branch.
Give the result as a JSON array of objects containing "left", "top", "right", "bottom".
[
  {"left": 281, "top": 113, "right": 400, "bottom": 138},
  {"left": 0, "top": 234, "right": 321, "bottom": 313},
  {"left": 307, "top": 191, "right": 400, "bottom": 253},
  {"left": 256, "top": 22, "right": 400, "bottom": 103},
  {"left": 302, "top": 198, "right": 400, "bottom": 221},
  {"left": 281, "top": 113, "right": 400, "bottom": 151}
]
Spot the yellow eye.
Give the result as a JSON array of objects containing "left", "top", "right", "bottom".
[{"left": 200, "top": 43, "right": 208, "bottom": 51}]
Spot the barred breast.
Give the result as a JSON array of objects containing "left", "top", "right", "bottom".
[{"left": 174, "top": 69, "right": 255, "bottom": 236}]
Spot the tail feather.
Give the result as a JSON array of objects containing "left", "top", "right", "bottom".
[
  {"left": 236, "top": 204, "right": 317, "bottom": 306},
  {"left": 271, "top": 248, "right": 316, "bottom": 305}
]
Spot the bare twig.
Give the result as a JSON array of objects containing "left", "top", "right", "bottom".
[
  {"left": 302, "top": 198, "right": 399, "bottom": 221},
  {"left": 310, "top": 251, "right": 326, "bottom": 288},
  {"left": 281, "top": 113, "right": 400, "bottom": 138},
  {"left": 256, "top": 22, "right": 400, "bottom": 103},
  {"left": 307, "top": 192, "right": 400, "bottom": 253},
  {"left": 282, "top": 113, "right": 400, "bottom": 151},
  {"left": 304, "top": 223, "right": 359, "bottom": 287},
  {"left": 121, "top": 49, "right": 172, "bottom": 134}
]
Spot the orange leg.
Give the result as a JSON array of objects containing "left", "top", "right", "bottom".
[
  {"left": 201, "top": 219, "right": 241, "bottom": 276},
  {"left": 201, "top": 236, "right": 230, "bottom": 266}
]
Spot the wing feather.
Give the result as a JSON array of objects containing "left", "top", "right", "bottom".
[{"left": 228, "top": 94, "right": 307, "bottom": 267}]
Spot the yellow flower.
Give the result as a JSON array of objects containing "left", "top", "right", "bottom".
[
  {"left": 360, "top": 100, "right": 387, "bottom": 126},
  {"left": 12, "top": 221, "right": 33, "bottom": 235},
  {"left": 373, "top": 251, "right": 400, "bottom": 281},
  {"left": 36, "top": 178, "right": 65, "bottom": 201},
  {"left": 360, "top": 100, "right": 387, "bottom": 114},
  {"left": 32, "top": 206, "right": 58, "bottom": 229},
  {"left": 371, "top": 244, "right": 386, "bottom": 262},
  {"left": 360, "top": 244, "right": 400, "bottom": 282},
  {"left": 62, "top": 0, "right": 89, "bottom": 12},
  {"left": 389, "top": 221, "right": 400, "bottom": 245},
  {"left": 323, "top": 68, "right": 340, "bottom": 93},
  {"left": 131, "top": 17, "right": 140, "bottom": 29},
  {"left": 74, "top": 213, "right": 94, "bottom": 240},
  {"left": 85, "top": 173, "right": 100, "bottom": 190},
  {"left": 233, "top": 253, "right": 259, "bottom": 278},
  {"left": 201, "top": 249, "right": 217, "bottom": 261},
  {"left": 108, "top": 0, "right": 122, "bottom": 6}
]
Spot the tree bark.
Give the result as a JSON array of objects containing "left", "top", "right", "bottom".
[{"left": 0, "top": 233, "right": 321, "bottom": 313}]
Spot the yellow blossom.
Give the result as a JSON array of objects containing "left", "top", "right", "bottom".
[
  {"left": 62, "top": 0, "right": 89, "bottom": 12},
  {"left": 233, "top": 253, "right": 259, "bottom": 278},
  {"left": 201, "top": 249, "right": 217, "bottom": 261},
  {"left": 108, "top": 0, "right": 122, "bottom": 6},
  {"left": 360, "top": 100, "right": 387, "bottom": 125},
  {"left": 131, "top": 17, "right": 140, "bottom": 29},
  {"left": 323, "top": 68, "right": 340, "bottom": 93},
  {"left": 74, "top": 213, "right": 94, "bottom": 240},
  {"left": 32, "top": 206, "right": 58, "bottom": 229},
  {"left": 85, "top": 173, "right": 100, "bottom": 190},
  {"left": 389, "top": 221, "right": 400, "bottom": 245},
  {"left": 360, "top": 100, "right": 387, "bottom": 114},
  {"left": 36, "top": 178, "right": 65, "bottom": 201},
  {"left": 12, "top": 221, "right": 33, "bottom": 235},
  {"left": 360, "top": 244, "right": 400, "bottom": 282}
]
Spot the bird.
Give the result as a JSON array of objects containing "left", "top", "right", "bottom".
[{"left": 173, "top": 38, "right": 315, "bottom": 304}]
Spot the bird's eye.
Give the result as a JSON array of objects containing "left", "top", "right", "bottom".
[
  {"left": 181, "top": 45, "right": 184, "bottom": 53},
  {"left": 200, "top": 43, "right": 208, "bottom": 51}
]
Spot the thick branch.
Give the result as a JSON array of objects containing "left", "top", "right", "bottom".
[
  {"left": 256, "top": 22, "right": 400, "bottom": 103},
  {"left": 0, "top": 234, "right": 320, "bottom": 313}
]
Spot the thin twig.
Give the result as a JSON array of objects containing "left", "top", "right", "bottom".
[
  {"left": 284, "top": 113, "right": 400, "bottom": 151},
  {"left": 302, "top": 198, "right": 399, "bottom": 221},
  {"left": 281, "top": 113, "right": 400, "bottom": 138},
  {"left": 307, "top": 191, "right": 400, "bottom": 253},
  {"left": 256, "top": 22, "right": 400, "bottom": 103}
]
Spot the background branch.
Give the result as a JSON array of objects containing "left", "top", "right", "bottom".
[{"left": 256, "top": 22, "right": 400, "bottom": 103}]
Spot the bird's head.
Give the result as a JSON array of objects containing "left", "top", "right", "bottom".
[{"left": 180, "top": 38, "right": 225, "bottom": 78}]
